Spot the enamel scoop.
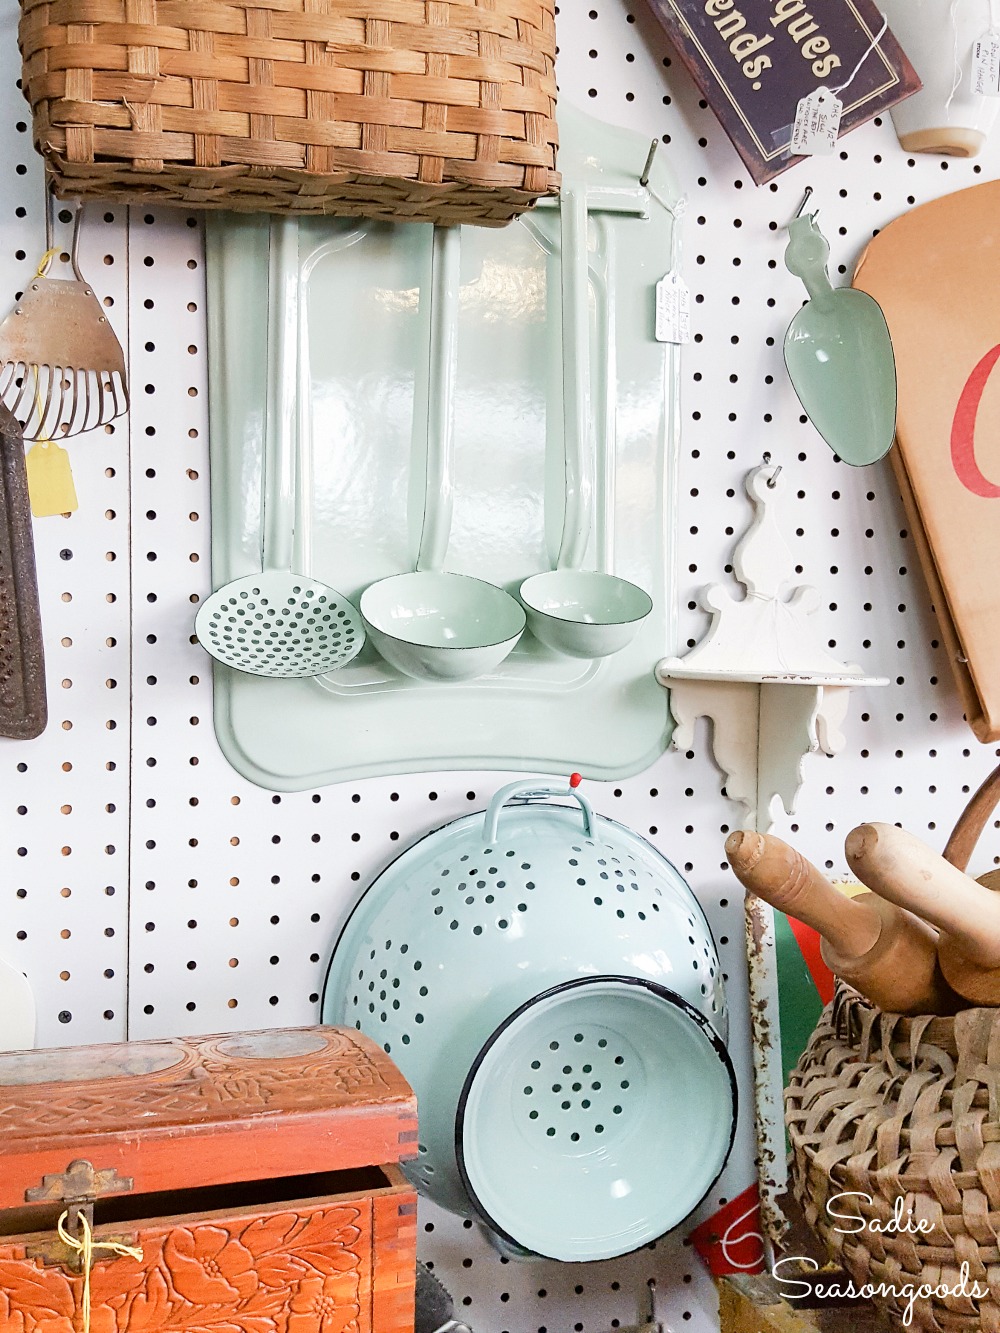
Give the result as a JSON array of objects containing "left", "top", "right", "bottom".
[{"left": 783, "top": 204, "right": 897, "bottom": 467}]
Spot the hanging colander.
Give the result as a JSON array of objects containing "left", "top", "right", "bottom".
[{"left": 322, "top": 779, "right": 737, "bottom": 1263}]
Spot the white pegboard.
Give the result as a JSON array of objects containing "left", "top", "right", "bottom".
[
  {"left": 2, "top": 0, "right": 1000, "bottom": 1330},
  {"left": 0, "top": 0, "right": 131, "bottom": 1049}
]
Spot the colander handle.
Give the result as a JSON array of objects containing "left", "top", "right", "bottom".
[{"left": 483, "top": 780, "right": 596, "bottom": 843}]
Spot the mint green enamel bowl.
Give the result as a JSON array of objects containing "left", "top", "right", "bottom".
[
  {"left": 458, "top": 977, "right": 736, "bottom": 1262},
  {"left": 519, "top": 570, "right": 653, "bottom": 659},
  {"left": 360, "top": 570, "right": 526, "bottom": 681}
]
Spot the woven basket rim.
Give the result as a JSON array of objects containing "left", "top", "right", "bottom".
[{"left": 17, "top": 0, "right": 560, "bottom": 222}]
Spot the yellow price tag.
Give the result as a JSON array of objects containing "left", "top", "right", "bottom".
[
  {"left": 25, "top": 440, "right": 78, "bottom": 517},
  {"left": 833, "top": 880, "right": 870, "bottom": 900}
]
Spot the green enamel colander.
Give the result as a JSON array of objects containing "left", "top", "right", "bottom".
[{"left": 322, "top": 779, "right": 736, "bottom": 1263}]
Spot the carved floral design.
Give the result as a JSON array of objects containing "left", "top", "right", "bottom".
[
  {"left": 0, "top": 1205, "right": 366, "bottom": 1333},
  {"left": 287, "top": 1273, "right": 360, "bottom": 1333},
  {"left": 0, "top": 1260, "right": 75, "bottom": 1333},
  {"left": 0, "top": 1029, "right": 407, "bottom": 1142},
  {"left": 163, "top": 1229, "right": 257, "bottom": 1304}
]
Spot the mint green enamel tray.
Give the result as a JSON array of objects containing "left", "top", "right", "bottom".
[{"left": 205, "top": 104, "right": 683, "bottom": 789}]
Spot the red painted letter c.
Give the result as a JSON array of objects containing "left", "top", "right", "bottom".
[{"left": 952, "top": 343, "right": 1000, "bottom": 498}]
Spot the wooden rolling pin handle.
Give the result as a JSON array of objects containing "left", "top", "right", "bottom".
[
  {"left": 727, "top": 829, "right": 958, "bottom": 1014},
  {"left": 821, "top": 894, "right": 958, "bottom": 1016},
  {"left": 846, "top": 822, "right": 1000, "bottom": 968},
  {"left": 725, "top": 830, "right": 881, "bottom": 959},
  {"left": 936, "top": 934, "right": 1000, "bottom": 1007}
]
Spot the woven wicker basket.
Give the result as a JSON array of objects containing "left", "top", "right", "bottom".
[
  {"left": 785, "top": 763, "right": 1000, "bottom": 1333},
  {"left": 18, "top": 0, "right": 559, "bottom": 223}
]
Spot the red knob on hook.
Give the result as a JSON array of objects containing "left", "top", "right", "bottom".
[{"left": 569, "top": 772, "right": 582, "bottom": 788}]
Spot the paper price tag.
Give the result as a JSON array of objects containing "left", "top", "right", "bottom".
[
  {"left": 655, "top": 272, "right": 690, "bottom": 344},
  {"left": 973, "top": 29, "right": 1000, "bottom": 95},
  {"left": 790, "top": 86, "right": 842, "bottom": 155},
  {"left": 25, "top": 441, "right": 78, "bottom": 517}
]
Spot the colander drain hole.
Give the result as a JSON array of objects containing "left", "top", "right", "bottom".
[{"left": 515, "top": 1029, "right": 643, "bottom": 1148}]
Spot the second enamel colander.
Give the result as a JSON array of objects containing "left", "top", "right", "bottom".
[{"left": 322, "top": 779, "right": 736, "bottom": 1263}]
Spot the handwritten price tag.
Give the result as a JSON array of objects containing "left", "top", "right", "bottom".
[
  {"left": 655, "top": 272, "right": 691, "bottom": 344},
  {"left": 791, "top": 86, "right": 843, "bottom": 155},
  {"left": 973, "top": 29, "right": 1000, "bottom": 96}
]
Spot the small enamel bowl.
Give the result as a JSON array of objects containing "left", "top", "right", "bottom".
[
  {"left": 360, "top": 570, "right": 525, "bottom": 682},
  {"left": 519, "top": 570, "right": 653, "bottom": 659}
]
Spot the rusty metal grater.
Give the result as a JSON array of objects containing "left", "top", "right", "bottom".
[{"left": 0, "top": 405, "right": 46, "bottom": 738}]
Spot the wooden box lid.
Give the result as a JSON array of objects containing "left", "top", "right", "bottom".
[{"left": 0, "top": 1026, "right": 417, "bottom": 1211}]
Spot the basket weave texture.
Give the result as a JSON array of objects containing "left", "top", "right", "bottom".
[
  {"left": 787, "top": 984, "right": 1000, "bottom": 1332},
  {"left": 18, "top": 0, "right": 559, "bottom": 222}
]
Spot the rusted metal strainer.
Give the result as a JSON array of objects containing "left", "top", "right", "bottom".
[{"left": 0, "top": 189, "right": 128, "bottom": 441}]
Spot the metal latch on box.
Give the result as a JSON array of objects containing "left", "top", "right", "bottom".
[{"left": 24, "top": 1158, "right": 136, "bottom": 1272}]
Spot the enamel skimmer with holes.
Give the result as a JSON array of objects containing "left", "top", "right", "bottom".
[
  {"left": 322, "top": 779, "right": 736, "bottom": 1263},
  {"left": 195, "top": 215, "right": 364, "bottom": 679}
]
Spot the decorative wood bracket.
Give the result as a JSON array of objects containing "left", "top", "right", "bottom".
[{"left": 656, "top": 463, "right": 887, "bottom": 833}]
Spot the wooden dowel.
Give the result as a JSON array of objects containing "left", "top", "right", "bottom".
[{"left": 846, "top": 822, "right": 1000, "bottom": 968}]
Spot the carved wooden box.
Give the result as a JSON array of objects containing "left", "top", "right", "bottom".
[{"left": 0, "top": 1026, "right": 418, "bottom": 1333}]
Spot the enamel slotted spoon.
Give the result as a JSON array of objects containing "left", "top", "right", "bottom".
[{"left": 196, "top": 217, "right": 365, "bottom": 679}]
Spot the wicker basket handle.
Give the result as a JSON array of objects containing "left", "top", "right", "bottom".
[{"left": 943, "top": 759, "right": 1000, "bottom": 871}]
